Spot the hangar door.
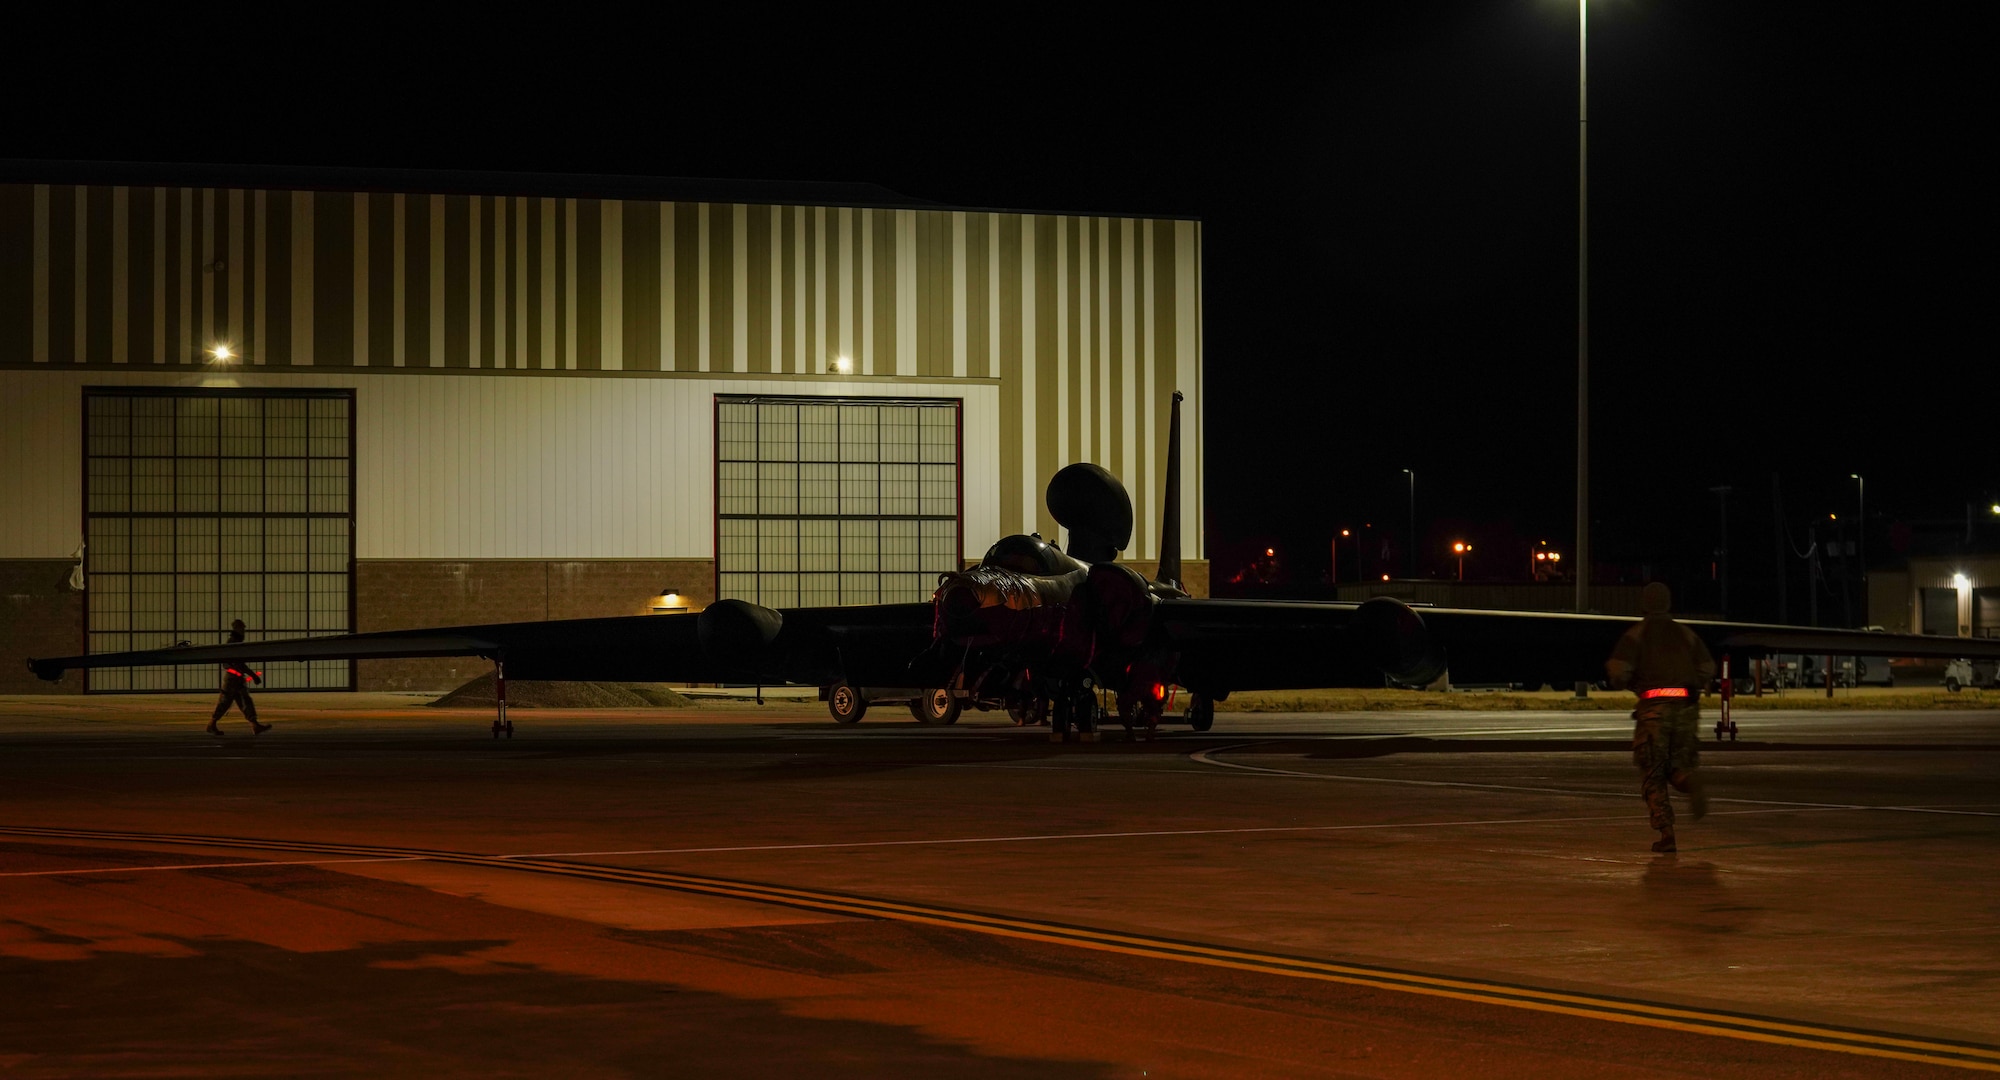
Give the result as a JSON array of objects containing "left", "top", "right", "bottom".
[
  {"left": 83, "top": 389, "right": 355, "bottom": 691},
  {"left": 716, "top": 396, "right": 960, "bottom": 608}
]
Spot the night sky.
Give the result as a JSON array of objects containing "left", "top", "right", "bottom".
[{"left": 10, "top": 5, "right": 1988, "bottom": 618}]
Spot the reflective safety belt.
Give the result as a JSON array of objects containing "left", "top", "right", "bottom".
[{"left": 1639, "top": 686, "right": 1691, "bottom": 699}]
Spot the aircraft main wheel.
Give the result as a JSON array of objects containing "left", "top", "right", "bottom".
[
  {"left": 1946, "top": 678, "right": 1962, "bottom": 694},
  {"left": 912, "top": 688, "right": 962, "bottom": 725},
  {"left": 1008, "top": 699, "right": 1049, "bottom": 726},
  {"left": 828, "top": 684, "right": 867, "bottom": 724},
  {"left": 1187, "top": 695, "right": 1215, "bottom": 732}
]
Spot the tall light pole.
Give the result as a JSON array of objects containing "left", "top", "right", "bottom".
[
  {"left": 1710, "top": 486, "right": 1732, "bottom": 618},
  {"left": 1574, "top": 0, "right": 1591, "bottom": 616},
  {"left": 1403, "top": 469, "right": 1416, "bottom": 578},
  {"left": 1851, "top": 474, "right": 1865, "bottom": 621}
]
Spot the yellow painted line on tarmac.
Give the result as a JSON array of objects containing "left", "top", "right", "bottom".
[{"left": 4, "top": 823, "right": 1996, "bottom": 1072}]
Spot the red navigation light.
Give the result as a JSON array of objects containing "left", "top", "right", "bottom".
[
  {"left": 1151, "top": 683, "right": 1166, "bottom": 701},
  {"left": 1264, "top": 547, "right": 1275, "bottom": 557}
]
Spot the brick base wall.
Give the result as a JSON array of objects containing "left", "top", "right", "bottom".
[
  {"left": 356, "top": 560, "right": 716, "bottom": 691},
  {"left": 0, "top": 561, "right": 87, "bottom": 694}
]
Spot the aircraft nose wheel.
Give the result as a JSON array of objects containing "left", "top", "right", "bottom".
[
  {"left": 491, "top": 719, "right": 513, "bottom": 739},
  {"left": 1714, "top": 718, "right": 1737, "bottom": 742}
]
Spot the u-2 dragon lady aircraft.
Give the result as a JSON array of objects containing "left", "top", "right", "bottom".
[{"left": 31, "top": 393, "right": 2000, "bottom": 736}]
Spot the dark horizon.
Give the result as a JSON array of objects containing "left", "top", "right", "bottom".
[{"left": 7, "top": 5, "right": 1987, "bottom": 620}]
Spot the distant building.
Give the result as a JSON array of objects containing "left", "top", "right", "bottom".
[
  {"left": 0, "top": 164, "right": 1205, "bottom": 692},
  {"left": 1866, "top": 511, "right": 2000, "bottom": 637},
  {"left": 1869, "top": 558, "right": 2000, "bottom": 638}
]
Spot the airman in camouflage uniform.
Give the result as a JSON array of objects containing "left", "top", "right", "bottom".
[
  {"left": 1606, "top": 583, "right": 1714, "bottom": 853},
  {"left": 208, "top": 619, "right": 269, "bottom": 737}
]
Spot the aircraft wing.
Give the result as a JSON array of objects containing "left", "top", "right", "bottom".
[
  {"left": 1156, "top": 598, "right": 2000, "bottom": 693},
  {"left": 27, "top": 602, "right": 940, "bottom": 688}
]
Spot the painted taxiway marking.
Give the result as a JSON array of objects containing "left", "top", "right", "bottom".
[
  {"left": 1190, "top": 744, "right": 2000, "bottom": 818},
  {"left": 1, "top": 824, "right": 1995, "bottom": 1072},
  {"left": 0, "top": 809, "right": 1833, "bottom": 875}
]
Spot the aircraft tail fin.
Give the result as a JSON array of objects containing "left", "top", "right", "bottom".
[{"left": 1156, "top": 390, "right": 1184, "bottom": 590}]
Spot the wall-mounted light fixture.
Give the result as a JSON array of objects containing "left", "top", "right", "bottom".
[
  {"left": 652, "top": 586, "right": 687, "bottom": 614},
  {"left": 828, "top": 355, "right": 852, "bottom": 374}
]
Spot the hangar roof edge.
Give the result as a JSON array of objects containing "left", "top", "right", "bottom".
[{"left": 0, "top": 159, "right": 1201, "bottom": 222}]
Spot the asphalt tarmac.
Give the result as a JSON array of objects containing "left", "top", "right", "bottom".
[{"left": 2, "top": 693, "right": 1997, "bottom": 1077}]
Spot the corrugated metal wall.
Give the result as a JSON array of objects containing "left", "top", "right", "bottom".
[
  {"left": 0, "top": 184, "right": 1202, "bottom": 559},
  {"left": 0, "top": 370, "right": 1000, "bottom": 561}
]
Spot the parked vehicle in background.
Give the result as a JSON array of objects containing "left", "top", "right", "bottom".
[
  {"left": 1761, "top": 654, "right": 1893, "bottom": 689},
  {"left": 1943, "top": 659, "right": 2000, "bottom": 692}
]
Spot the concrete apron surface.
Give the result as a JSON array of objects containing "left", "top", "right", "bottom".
[{"left": 1, "top": 694, "right": 1996, "bottom": 1075}]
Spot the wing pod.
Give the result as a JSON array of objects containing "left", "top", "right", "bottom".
[
  {"left": 696, "top": 599, "right": 784, "bottom": 673},
  {"left": 1354, "top": 597, "right": 1447, "bottom": 687}
]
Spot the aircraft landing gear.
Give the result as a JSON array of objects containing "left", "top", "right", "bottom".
[
  {"left": 1714, "top": 717, "right": 1738, "bottom": 741},
  {"left": 1008, "top": 698, "right": 1049, "bottom": 727},
  {"left": 1050, "top": 681, "right": 1099, "bottom": 743},
  {"left": 491, "top": 658, "right": 513, "bottom": 738},
  {"left": 1186, "top": 694, "right": 1215, "bottom": 732}
]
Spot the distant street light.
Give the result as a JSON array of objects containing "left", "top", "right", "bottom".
[
  {"left": 1452, "top": 541, "right": 1472, "bottom": 581},
  {"left": 1532, "top": 543, "right": 1562, "bottom": 582}
]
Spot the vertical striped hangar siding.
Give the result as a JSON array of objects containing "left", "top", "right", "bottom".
[{"left": 0, "top": 180, "right": 1203, "bottom": 559}]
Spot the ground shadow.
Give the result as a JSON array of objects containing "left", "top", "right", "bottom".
[{"left": 0, "top": 935, "right": 1116, "bottom": 1078}]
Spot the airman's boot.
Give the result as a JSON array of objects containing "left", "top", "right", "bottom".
[{"left": 1651, "top": 828, "right": 1676, "bottom": 854}]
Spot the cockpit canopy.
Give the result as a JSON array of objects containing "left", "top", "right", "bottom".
[{"left": 982, "top": 533, "right": 1072, "bottom": 577}]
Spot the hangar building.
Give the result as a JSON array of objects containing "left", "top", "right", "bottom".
[{"left": 0, "top": 166, "right": 1205, "bottom": 692}]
